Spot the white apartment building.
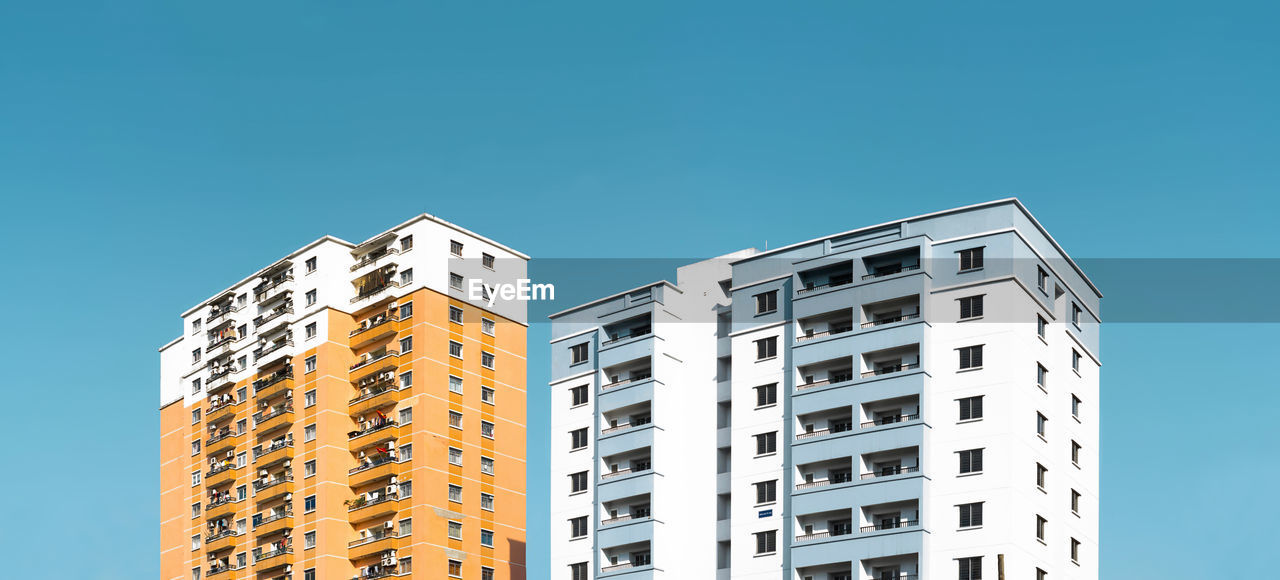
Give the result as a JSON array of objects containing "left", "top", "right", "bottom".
[{"left": 548, "top": 199, "right": 1100, "bottom": 580}]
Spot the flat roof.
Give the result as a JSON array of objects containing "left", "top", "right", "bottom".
[{"left": 547, "top": 280, "right": 680, "bottom": 320}]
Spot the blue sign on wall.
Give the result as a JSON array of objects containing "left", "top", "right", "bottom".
[{"left": 758, "top": 509, "right": 772, "bottom": 518}]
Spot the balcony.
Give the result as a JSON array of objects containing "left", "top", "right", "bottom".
[
  {"left": 253, "top": 274, "right": 294, "bottom": 305},
  {"left": 349, "top": 382, "right": 401, "bottom": 416},
  {"left": 349, "top": 349, "right": 400, "bottom": 382},
  {"left": 252, "top": 474, "right": 294, "bottom": 502},
  {"left": 253, "top": 305, "right": 293, "bottom": 330},
  {"left": 601, "top": 545, "right": 651, "bottom": 576},
  {"left": 350, "top": 247, "right": 399, "bottom": 273},
  {"left": 602, "top": 315, "right": 652, "bottom": 347},
  {"left": 602, "top": 403, "right": 652, "bottom": 436},
  {"left": 204, "top": 530, "right": 241, "bottom": 553},
  {"left": 860, "top": 344, "right": 921, "bottom": 379},
  {"left": 859, "top": 500, "right": 921, "bottom": 535},
  {"left": 601, "top": 366, "right": 652, "bottom": 390},
  {"left": 206, "top": 427, "right": 242, "bottom": 455},
  {"left": 351, "top": 268, "right": 402, "bottom": 304},
  {"left": 205, "top": 563, "right": 245, "bottom": 578},
  {"left": 254, "top": 439, "right": 294, "bottom": 467},
  {"left": 349, "top": 456, "right": 399, "bottom": 487},
  {"left": 796, "top": 510, "right": 855, "bottom": 543},
  {"left": 254, "top": 510, "right": 293, "bottom": 537},
  {"left": 861, "top": 312, "right": 920, "bottom": 329},
  {"left": 797, "top": 261, "right": 855, "bottom": 296},
  {"left": 349, "top": 314, "right": 401, "bottom": 349},
  {"left": 602, "top": 497, "right": 651, "bottom": 526},
  {"left": 253, "top": 405, "right": 294, "bottom": 434},
  {"left": 206, "top": 398, "right": 242, "bottom": 425},
  {"left": 253, "top": 371, "right": 294, "bottom": 400},
  {"left": 797, "top": 360, "right": 855, "bottom": 391},
  {"left": 253, "top": 540, "right": 293, "bottom": 571},
  {"left": 796, "top": 318, "right": 854, "bottom": 343},
  {"left": 348, "top": 531, "right": 400, "bottom": 560},
  {"left": 796, "top": 458, "right": 854, "bottom": 491},
  {"left": 861, "top": 413, "right": 920, "bottom": 429},
  {"left": 861, "top": 465, "right": 920, "bottom": 481},
  {"left": 862, "top": 248, "right": 921, "bottom": 280},
  {"left": 349, "top": 419, "right": 399, "bottom": 448},
  {"left": 206, "top": 303, "right": 240, "bottom": 324},
  {"left": 860, "top": 363, "right": 920, "bottom": 378},
  {"left": 205, "top": 335, "right": 241, "bottom": 357},
  {"left": 861, "top": 519, "right": 920, "bottom": 533},
  {"left": 205, "top": 464, "right": 240, "bottom": 488},
  {"left": 253, "top": 338, "right": 294, "bottom": 363},
  {"left": 206, "top": 497, "right": 242, "bottom": 521},
  {"left": 206, "top": 370, "right": 237, "bottom": 394},
  {"left": 861, "top": 295, "right": 921, "bottom": 329},
  {"left": 347, "top": 493, "right": 401, "bottom": 523},
  {"left": 796, "top": 413, "right": 854, "bottom": 441},
  {"left": 601, "top": 451, "right": 652, "bottom": 481}
]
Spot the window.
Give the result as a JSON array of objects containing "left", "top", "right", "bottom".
[
  {"left": 399, "top": 444, "right": 412, "bottom": 461},
  {"left": 1072, "top": 441, "right": 1082, "bottom": 465},
  {"left": 400, "top": 235, "right": 413, "bottom": 251},
  {"left": 191, "top": 378, "right": 202, "bottom": 395},
  {"left": 481, "top": 492, "right": 494, "bottom": 510},
  {"left": 755, "top": 336, "right": 777, "bottom": 360},
  {"left": 754, "top": 480, "right": 777, "bottom": 504},
  {"left": 755, "top": 431, "right": 777, "bottom": 455},
  {"left": 235, "top": 451, "right": 246, "bottom": 468},
  {"left": 400, "top": 268, "right": 413, "bottom": 285},
  {"left": 449, "top": 341, "right": 462, "bottom": 358},
  {"left": 192, "top": 348, "right": 201, "bottom": 363},
  {"left": 399, "top": 336, "right": 413, "bottom": 353},
  {"left": 570, "top": 563, "right": 589, "bottom": 580},
  {"left": 959, "top": 247, "right": 984, "bottom": 271},
  {"left": 481, "top": 420, "right": 495, "bottom": 438},
  {"left": 399, "top": 518, "right": 412, "bottom": 536},
  {"left": 482, "top": 252, "right": 495, "bottom": 269},
  {"left": 398, "top": 480, "right": 412, "bottom": 498},
  {"left": 959, "top": 449, "right": 984, "bottom": 474},
  {"left": 400, "top": 370, "right": 413, "bottom": 388},
  {"left": 754, "top": 530, "right": 777, "bottom": 555},
  {"left": 302, "top": 389, "right": 316, "bottom": 407},
  {"left": 450, "top": 240, "right": 464, "bottom": 256},
  {"left": 449, "top": 273, "right": 464, "bottom": 290},
  {"left": 755, "top": 383, "right": 777, "bottom": 407},
  {"left": 958, "top": 556, "right": 982, "bottom": 580},
  {"left": 1037, "top": 266, "right": 1049, "bottom": 292},
  {"left": 304, "top": 460, "right": 316, "bottom": 477},
  {"left": 192, "top": 471, "right": 200, "bottom": 486},
  {"left": 1037, "top": 315, "right": 1047, "bottom": 338},
  {"left": 1036, "top": 515, "right": 1047, "bottom": 541},
  {"left": 305, "top": 356, "right": 316, "bottom": 373},
  {"left": 959, "top": 345, "right": 983, "bottom": 369},
  {"left": 481, "top": 317, "right": 495, "bottom": 335},
  {"left": 570, "top": 342, "right": 588, "bottom": 364},
  {"left": 1071, "top": 489, "right": 1081, "bottom": 514},
  {"left": 236, "top": 419, "right": 246, "bottom": 435},
  {"left": 480, "top": 529, "right": 494, "bottom": 547},
  {"left": 1072, "top": 349, "right": 1082, "bottom": 372},
  {"left": 305, "top": 257, "right": 317, "bottom": 273},
  {"left": 237, "top": 355, "right": 247, "bottom": 372},
  {"left": 1037, "top": 463, "right": 1048, "bottom": 489},
  {"left": 304, "top": 424, "right": 316, "bottom": 442},
  {"left": 449, "top": 560, "right": 462, "bottom": 577},
  {"left": 959, "top": 395, "right": 983, "bottom": 421},
  {"left": 1071, "top": 537, "right": 1081, "bottom": 563},
  {"left": 569, "top": 516, "right": 588, "bottom": 538},
  {"left": 191, "top": 534, "right": 200, "bottom": 550},
  {"left": 570, "top": 471, "right": 588, "bottom": 493},
  {"left": 304, "top": 570, "right": 315, "bottom": 580},
  {"left": 570, "top": 428, "right": 589, "bottom": 450},
  {"left": 959, "top": 295, "right": 984, "bottom": 319},
  {"left": 399, "top": 407, "right": 413, "bottom": 425},
  {"left": 481, "top": 456, "right": 494, "bottom": 474},
  {"left": 191, "top": 440, "right": 201, "bottom": 455},
  {"left": 449, "top": 375, "right": 464, "bottom": 394},
  {"left": 481, "top": 350, "right": 495, "bottom": 369},
  {"left": 1037, "top": 569, "right": 1047, "bottom": 580},
  {"left": 959, "top": 502, "right": 983, "bottom": 528},
  {"left": 449, "top": 484, "right": 463, "bottom": 503},
  {"left": 192, "top": 318, "right": 202, "bottom": 334},
  {"left": 449, "top": 447, "right": 462, "bottom": 465},
  {"left": 191, "top": 408, "right": 201, "bottom": 424},
  {"left": 570, "top": 385, "right": 588, "bottom": 406},
  {"left": 1036, "top": 413, "right": 1047, "bottom": 438},
  {"left": 192, "top": 502, "right": 201, "bottom": 518},
  {"left": 304, "top": 531, "right": 315, "bottom": 549},
  {"left": 449, "top": 306, "right": 464, "bottom": 324},
  {"left": 399, "top": 302, "right": 413, "bottom": 318},
  {"left": 236, "top": 485, "right": 246, "bottom": 501},
  {"left": 1071, "top": 395, "right": 1081, "bottom": 419},
  {"left": 450, "top": 411, "right": 463, "bottom": 429},
  {"left": 305, "top": 289, "right": 316, "bottom": 306},
  {"left": 305, "top": 322, "right": 316, "bottom": 339},
  {"left": 1037, "top": 364, "right": 1048, "bottom": 389},
  {"left": 754, "top": 290, "right": 778, "bottom": 314},
  {"left": 304, "top": 495, "right": 316, "bottom": 512},
  {"left": 237, "top": 386, "right": 247, "bottom": 402},
  {"left": 1071, "top": 303, "right": 1082, "bottom": 326},
  {"left": 482, "top": 567, "right": 494, "bottom": 580},
  {"left": 482, "top": 386, "right": 495, "bottom": 404}
]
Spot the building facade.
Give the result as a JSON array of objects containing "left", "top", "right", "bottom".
[
  {"left": 160, "top": 215, "right": 529, "bottom": 580},
  {"left": 548, "top": 199, "right": 1101, "bottom": 580}
]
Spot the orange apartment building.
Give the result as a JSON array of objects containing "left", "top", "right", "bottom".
[{"left": 159, "top": 215, "right": 528, "bottom": 580}]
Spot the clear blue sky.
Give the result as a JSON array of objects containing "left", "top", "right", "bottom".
[{"left": 1, "top": 1, "right": 1277, "bottom": 578}]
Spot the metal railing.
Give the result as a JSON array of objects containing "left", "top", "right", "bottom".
[
  {"left": 349, "top": 455, "right": 397, "bottom": 476},
  {"left": 602, "top": 373, "right": 652, "bottom": 389},
  {"left": 860, "top": 519, "right": 919, "bottom": 533},
  {"left": 206, "top": 564, "right": 245, "bottom": 576},
  {"left": 205, "top": 335, "right": 240, "bottom": 353},
  {"left": 206, "top": 463, "right": 237, "bottom": 477},
  {"left": 350, "top": 383, "right": 399, "bottom": 405},
  {"left": 253, "top": 405, "right": 294, "bottom": 425},
  {"left": 348, "top": 531, "right": 399, "bottom": 548},
  {"left": 350, "top": 247, "right": 399, "bottom": 272},
  {"left": 253, "top": 474, "right": 294, "bottom": 493},
  {"left": 350, "top": 420, "right": 399, "bottom": 440},
  {"left": 350, "top": 314, "right": 400, "bottom": 338},
  {"left": 860, "top": 363, "right": 920, "bottom": 378},
  {"left": 860, "top": 413, "right": 920, "bottom": 429},
  {"left": 253, "top": 339, "right": 294, "bottom": 361},
  {"left": 254, "top": 371, "right": 294, "bottom": 392},
  {"left": 206, "top": 304, "right": 240, "bottom": 324},
  {"left": 253, "top": 440, "right": 294, "bottom": 460},
  {"left": 253, "top": 274, "right": 294, "bottom": 303},
  {"left": 206, "top": 496, "right": 238, "bottom": 510},
  {"left": 254, "top": 306, "right": 293, "bottom": 328},
  {"left": 347, "top": 493, "right": 398, "bottom": 512},
  {"left": 601, "top": 327, "right": 652, "bottom": 346},
  {"left": 204, "top": 529, "right": 238, "bottom": 543},
  {"left": 860, "top": 465, "right": 920, "bottom": 480},
  {"left": 254, "top": 510, "right": 293, "bottom": 528},
  {"left": 351, "top": 280, "right": 404, "bottom": 304},
  {"left": 253, "top": 545, "right": 293, "bottom": 562},
  {"left": 861, "top": 312, "right": 920, "bottom": 328},
  {"left": 796, "top": 422, "right": 853, "bottom": 440},
  {"left": 350, "top": 350, "right": 400, "bottom": 372},
  {"left": 862, "top": 264, "right": 920, "bottom": 280},
  {"left": 796, "top": 277, "right": 854, "bottom": 295},
  {"left": 796, "top": 325, "right": 854, "bottom": 342},
  {"left": 206, "top": 429, "right": 239, "bottom": 446}
]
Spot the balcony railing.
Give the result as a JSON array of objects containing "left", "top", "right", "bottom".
[
  {"left": 795, "top": 471, "right": 853, "bottom": 490},
  {"left": 860, "top": 413, "right": 920, "bottom": 429},
  {"left": 601, "top": 327, "right": 652, "bottom": 346},
  {"left": 796, "top": 325, "right": 854, "bottom": 343},
  {"left": 254, "top": 306, "right": 294, "bottom": 329},
  {"left": 206, "top": 428, "right": 239, "bottom": 446},
  {"left": 253, "top": 405, "right": 294, "bottom": 425},
  {"left": 860, "top": 363, "right": 920, "bottom": 378},
  {"left": 253, "top": 274, "right": 294, "bottom": 303},
  {"left": 253, "top": 474, "right": 294, "bottom": 493},
  {"left": 254, "top": 510, "right": 293, "bottom": 529},
  {"left": 205, "top": 529, "right": 238, "bottom": 543},
  {"left": 861, "top": 312, "right": 920, "bottom": 328},
  {"left": 347, "top": 493, "right": 399, "bottom": 513},
  {"left": 602, "top": 373, "right": 652, "bottom": 390},
  {"left": 206, "top": 496, "right": 238, "bottom": 510},
  {"left": 253, "top": 544, "right": 293, "bottom": 562},
  {"left": 349, "top": 419, "right": 398, "bottom": 440},
  {"left": 254, "top": 371, "right": 294, "bottom": 392},
  {"left": 862, "top": 264, "right": 920, "bottom": 280},
  {"left": 796, "top": 530, "right": 852, "bottom": 542},
  {"left": 860, "top": 465, "right": 920, "bottom": 480},
  {"left": 206, "top": 305, "right": 240, "bottom": 324},
  {"left": 206, "top": 463, "right": 237, "bottom": 478},
  {"left": 348, "top": 530, "right": 400, "bottom": 549},
  {"left": 208, "top": 365, "right": 237, "bottom": 383},
  {"left": 350, "top": 350, "right": 400, "bottom": 373},
  {"left": 350, "top": 314, "right": 400, "bottom": 338},
  {"left": 354, "top": 568, "right": 399, "bottom": 580},
  {"left": 797, "top": 373, "right": 853, "bottom": 390},
  {"left": 860, "top": 519, "right": 919, "bottom": 533},
  {"left": 601, "top": 514, "right": 633, "bottom": 525},
  {"left": 351, "top": 280, "right": 404, "bottom": 304},
  {"left": 350, "top": 248, "right": 400, "bottom": 272},
  {"left": 796, "top": 277, "right": 854, "bottom": 295},
  {"left": 601, "top": 562, "right": 636, "bottom": 573},
  {"left": 206, "top": 563, "right": 245, "bottom": 576},
  {"left": 205, "top": 335, "right": 240, "bottom": 353},
  {"left": 350, "top": 383, "right": 398, "bottom": 406},
  {"left": 795, "top": 422, "right": 853, "bottom": 440},
  {"left": 253, "top": 440, "right": 294, "bottom": 460},
  {"left": 349, "top": 455, "right": 397, "bottom": 476},
  {"left": 253, "top": 339, "right": 294, "bottom": 361}
]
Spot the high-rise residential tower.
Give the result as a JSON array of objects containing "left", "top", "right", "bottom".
[
  {"left": 160, "top": 215, "right": 528, "bottom": 580},
  {"left": 548, "top": 199, "right": 1100, "bottom": 580}
]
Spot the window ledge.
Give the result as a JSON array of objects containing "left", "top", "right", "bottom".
[
  {"left": 958, "top": 316, "right": 983, "bottom": 322},
  {"left": 957, "top": 367, "right": 983, "bottom": 373},
  {"left": 755, "top": 403, "right": 777, "bottom": 411},
  {"left": 957, "top": 418, "right": 983, "bottom": 424},
  {"left": 958, "top": 267, "right": 984, "bottom": 274},
  {"left": 1037, "top": 384, "right": 1049, "bottom": 394},
  {"left": 755, "top": 356, "right": 777, "bottom": 363},
  {"left": 1037, "top": 335, "right": 1048, "bottom": 345},
  {"left": 957, "top": 472, "right": 983, "bottom": 478},
  {"left": 958, "top": 525, "right": 983, "bottom": 531}
]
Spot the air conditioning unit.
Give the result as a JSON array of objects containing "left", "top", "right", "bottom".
[
  {"left": 226, "top": 451, "right": 234, "bottom": 458},
  {"left": 259, "top": 470, "right": 268, "bottom": 477},
  {"left": 359, "top": 451, "right": 366, "bottom": 458},
  {"left": 284, "top": 493, "right": 292, "bottom": 501},
  {"left": 384, "top": 521, "right": 394, "bottom": 530},
  {"left": 283, "top": 461, "right": 290, "bottom": 468},
  {"left": 389, "top": 476, "right": 398, "bottom": 484},
  {"left": 386, "top": 486, "right": 397, "bottom": 495}
]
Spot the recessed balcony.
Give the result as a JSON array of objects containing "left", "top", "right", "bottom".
[
  {"left": 253, "top": 539, "right": 294, "bottom": 571},
  {"left": 861, "top": 395, "right": 921, "bottom": 429},
  {"left": 347, "top": 486, "right": 402, "bottom": 523},
  {"left": 351, "top": 266, "right": 402, "bottom": 304},
  {"left": 349, "top": 456, "right": 399, "bottom": 487},
  {"left": 860, "top": 448, "right": 921, "bottom": 481},
  {"left": 796, "top": 458, "right": 854, "bottom": 491},
  {"left": 253, "top": 274, "right": 294, "bottom": 305},
  {"left": 601, "top": 449, "right": 652, "bottom": 481},
  {"left": 253, "top": 404, "right": 294, "bottom": 434},
  {"left": 349, "top": 313, "right": 402, "bottom": 349},
  {"left": 348, "top": 531, "right": 400, "bottom": 560},
  {"left": 602, "top": 495, "right": 652, "bottom": 526},
  {"left": 796, "top": 410, "right": 854, "bottom": 441},
  {"left": 797, "top": 311, "right": 855, "bottom": 343},
  {"left": 253, "top": 370, "right": 294, "bottom": 401},
  {"left": 206, "top": 496, "right": 242, "bottom": 521},
  {"left": 797, "top": 358, "right": 855, "bottom": 391},
  {"left": 205, "top": 464, "right": 240, "bottom": 488},
  {"left": 860, "top": 345, "right": 920, "bottom": 379},
  {"left": 859, "top": 500, "right": 921, "bottom": 534},
  {"left": 349, "top": 378, "right": 401, "bottom": 416},
  {"left": 796, "top": 508, "right": 855, "bottom": 543},
  {"left": 204, "top": 529, "right": 241, "bottom": 553},
  {"left": 206, "top": 428, "right": 243, "bottom": 456},
  {"left": 253, "top": 438, "right": 294, "bottom": 467},
  {"left": 601, "top": 315, "right": 652, "bottom": 346},
  {"left": 254, "top": 509, "right": 293, "bottom": 537},
  {"left": 861, "top": 295, "right": 921, "bottom": 329},
  {"left": 601, "top": 362, "right": 652, "bottom": 390},
  {"left": 601, "top": 543, "right": 652, "bottom": 576},
  {"left": 252, "top": 474, "right": 294, "bottom": 502},
  {"left": 602, "top": 404, "right": 652, "bottom": 436},
  {"left": 862, "top": 248, "right": 921, "bottom": 280},
  {"left": 349, "top": 349, "right": 400, "bottom": 382},
  {"left": 797, "top": 261, "right": 855, "bottom": 296}
]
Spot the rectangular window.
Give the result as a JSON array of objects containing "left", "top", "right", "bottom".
[
  {"left": 399, "top": 444, "right": 412, "bottom": 461},
  {"left": 305, "top": 289, "right": 316, "bottom": 306},
  {"left": 449, "top": 484, "right": 463, "bottom": 503},
  {"left": 236, "top": 485, "right": 246, "bottom": 501},
  {"left": 570, "top": 563, "right": 588, "bottom": 580},
  {"left": 1072, "top": 349, "right": 1082, "bottom": 372},
  {"left": 755, "top": 290, "right": 778, "bottom": 314},
  {"left": 754, "top": 480, "right": 777, "bottom": 504},
  {"left": 1036, "top": 515, "right": 1047, "bottom": 541},
  {"left": 304, "top": 495, "right": 316, "bottom": 512},
  {"left": 754, "top": 530, "right": 777, "bottom": 555},
  {"left": 399, "top": 336, "right": 413, "bottom": 353},
  {"left": 449, "top": 273, "right": 464, "bottom": 290},
  {"left": 304, "top": 424, "right": 316, "bottom": 442},
  {"left": 959, "top": 449, "right": 984, "bottom": 474},
  {"left": 959, "top": 395, "right": 983, "bottom": 421},
  {"left": 959, "top": 295, "right": 984, "bottom": 319},
  {"left": 192, "top": 471, "right": 200, "bottom": 486},
  {"left": 191, "top": 534, "right": 200, "bottom": 550},
  {"left": 1071, "top": 538, "right": 1081, "bottom": 563},
  {"left": 570, "top": 385, "right": 588, "bottom": 406},
  {"left": 481, "top": 529, "right": 494, "bottom": 547},
  {"left": 191, "top": 378, "right": 201, "bottom": 395},
  {"left": 192, "top": 408, "right": 201, "bottom": 424},
  {"left": 450, "top": 375, "right": 464, "bottom": 394},
  {"left": 304, "top": 460, "right": 316, "bottom": 477},
  {"left": 400, "top": 235, "right": 413, "bottom": 251},
  {"left": 570, "top": 428, "right": 588, "bottom": 450},
  {"left": 481, "top": 420, "right": 495, "bottom": 438},
  {"left": 481, "top": 492, "right": 494, "bottom": 511},
  {"left": 755, "top": 336, "right": 777, "bottom": 360},
  {"left": 450, "top": 240, "right": 464, "bottom": 256},
  {"left": 399, "top": 407, "right": 413, "bottom": 425},
  {"left": 481, "top": 386, "right": 495, "bottom": 404},
  {"left": 399, "top": 268, "right": 413, "bottom": 285},
  {"left": 192, "top": 318, "right": 202, "bottom": 334},
  {"left": 449, "top": 447, "right": 462, "bottom": 465},
  {"left": 399, "top": 518, "right": 412, "bottom": 536},
  {"left": 570, "top": 471, "right": 588, "bottom": 493},
  {"left": 480, "top": 456, "right": 494, "bottom": 474},
  {"left": 448, "top": 560, "right": 462, "bottom": 577},
  {"left": 569, "top": 516, "right": 588, "bottom": 538},
  {"left": 959, "top": 502, "right": 983, "bottom": 528},
  {"left": 192, "top": 503, "right": 200, "bottom": 518},
  {"left": 1037, "top": 315, "right": 1047, "bottom": 338},
  {"left": 482, "top": 252, "right": 495, "bottom": 269},
  {"left": 304, "top": 531, "right": 315, "bottom": 549},
  {"left": 305, "top": 322, "right": 316, "bottom": 339},
  {"left": 1071, "top": 303, "right": 1082, "bottom": 326},
  {"left": 1072, "top": 395, "right": 1081, "bottom": 419},
  {"left": 399, "top": 302, "right": 413, "bottom": 318},
  {"left": 959, "top": 247, "right": 984, "bottom": 271},
  {"left": 481, "top": 317, "right": 495, "bottom": 335},
  {"left": 305, "top": 356, "right": 316, "bottom": 373},
  {"left": 1038, "top": 266, "right": 1049, "bottom": 292},
  {"left": 959, "top": 345, "right": 983, "bottom": 369},
  {"left": 481, "top": 351, "right": 495, "bottom": 369},
  {"left": 570, "top": 343, "right": 588, "bottom": 364},
  {"left": 305, "top": 257, "right": 317, "bottom": 273},
  {"left": 191, "top": 440, "right": 201, "bottom": 455},
  {"left": 482, "top": 568, "right": 494, "bottom": 580},
  {"left": 235, "top": 451, "right": 246, "bottom": 468},
  {"left": 449, "top": 341, "right": 463, "bottom": 358},
  {"left": 192, "top": 348, "right": 201, "bottom": 363},
  {"left": 304, "top": 570, "right": 315, "bottom": 580},
  {"left": 1071, "top": 489, "right": 1081, "bottom": 514},
  {"left": 450, "top": 306, "right": 464, "bottom": 324},
  {"left": 1037, "top": 413, "right": 1047, "bottom": 437},
  {"left": 450, "top": 411, "right": 463, "bottom": 429},
  {"left": 1037, "top": 463, "right": 1048, "bottom": 489},
  {"left": 1072, "top": 441, "right": 1082, "bottom": 465},
  {"left": 755, "top": 383, "right": 777, "bottom": 407},
  {"left": 398, "top": 370, "right": 412, "bottom": 388},
  {"left": 304, "top": 389, "right": 316, "bottom": 407},
  {"left": 958, "top": 556, "right": 982, "bottom": 580},
  {"left": 755, "top": 431, "right": 777, "bottom": 455},
  {"left": 1037, "top": 364, "right": 1049, "bottom": 389}
]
